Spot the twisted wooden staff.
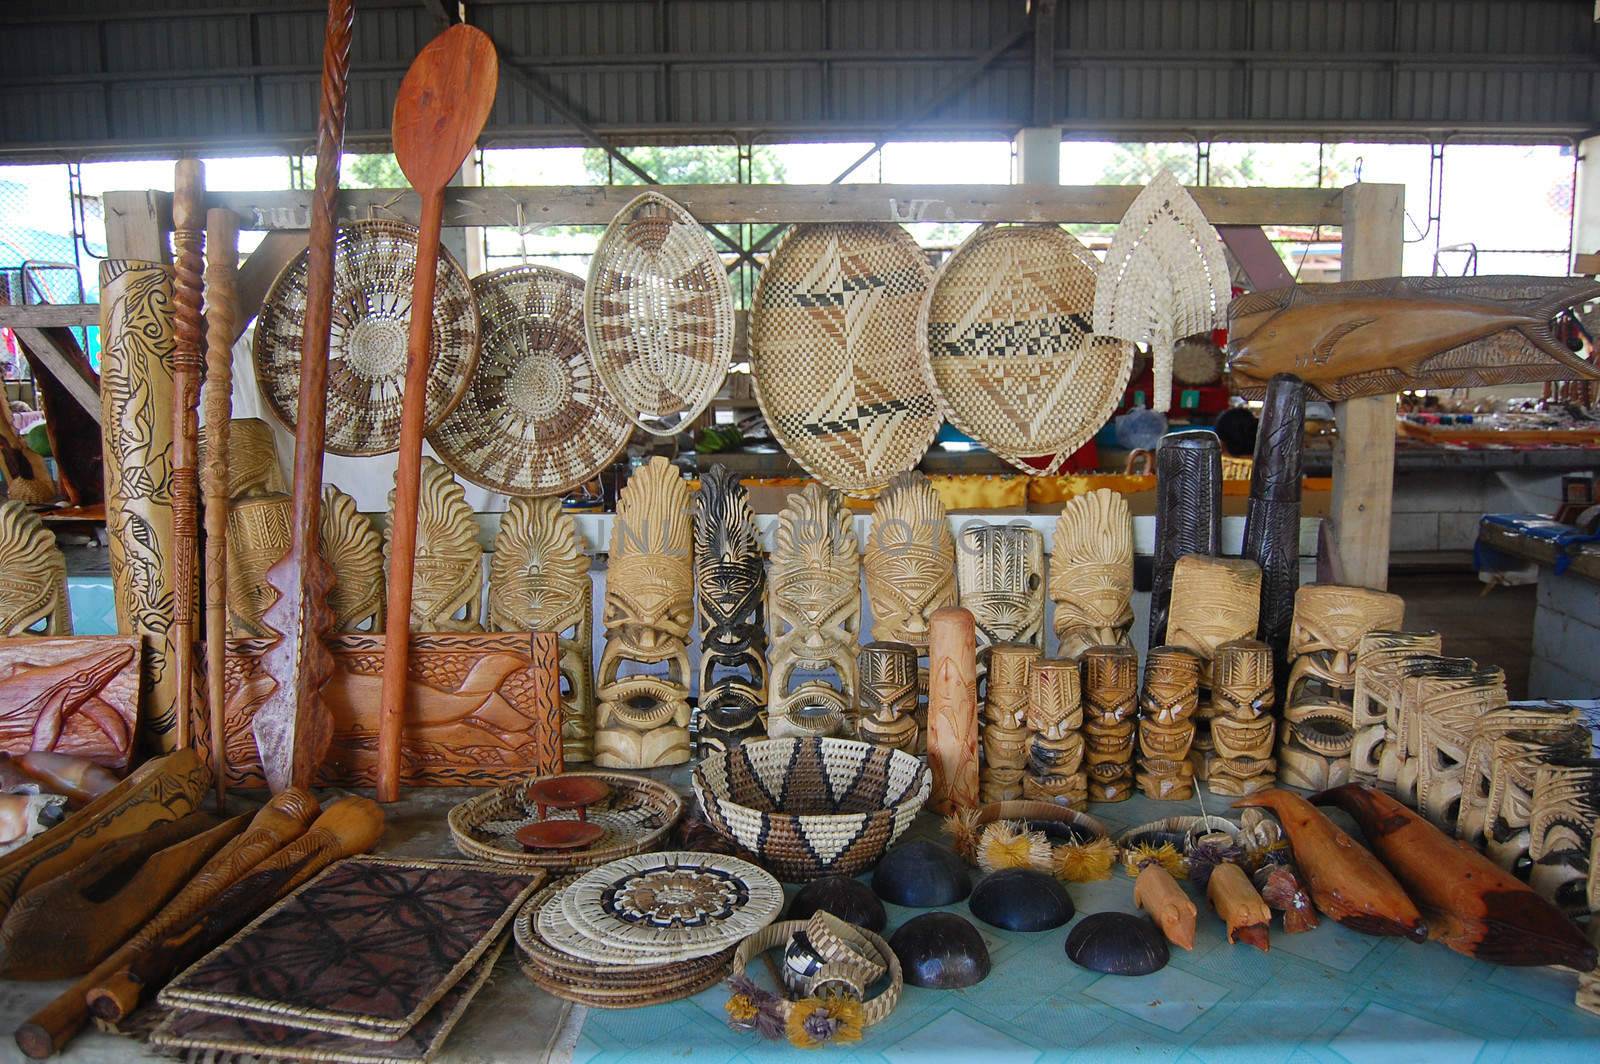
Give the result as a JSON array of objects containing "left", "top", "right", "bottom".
[
  {"left": 170, "top": 158, "right": 206, "bottom": 752},
  {"left": 202, "top": 208, "right": 238, "bottom": 809}
]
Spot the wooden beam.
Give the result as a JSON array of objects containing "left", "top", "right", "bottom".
[
  {"left": 1331, "top": 182, "right": 1405, "bottom": 591},
  {"left": 9, "top": 328, "right": 100, "bottom": 425},
  {"left": 233, "top": 230, "right": 307, "bottom": 341},
  {"left": 211, "top": 183, "right": 1348, "bottom": 231},
  {"left": 1031, "top": 0, "right": 1058, "bottom": 126},
  {"left": 0, "top": 303, "right": 98, "bottom": 328},
  {"left": 103, "top": 189, "right": 171, "bottom": 261}
]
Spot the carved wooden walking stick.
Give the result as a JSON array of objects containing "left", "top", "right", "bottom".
[
  {"left": 169, "top": 159, "right": 206, "bottom": 752},
  {"left": 202, "top": 209, "right": 238, "bottom": 809},
  {"left": 376, "top": 24, "right": 499, "bottom": 802},
  {"left": 252, "top": 0, "right": 353, "bottom": 793}
]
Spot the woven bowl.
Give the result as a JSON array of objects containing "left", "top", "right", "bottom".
[{"left": 692, "top": 738, "right": 930, "bottom": 882}]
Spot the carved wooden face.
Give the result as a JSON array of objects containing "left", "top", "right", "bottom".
[
  {"left": 857, "top": 643, "right": 918, "bottom": 723},
  {"left": 604, "top": 554, "right": 693, "bottom": 662},
  {"left": 1052, "top": 562, "right": 1135, "bottom": 657},
  {"left": 1137, "top": 718, "right": 1196, "bottom": 760},
  {"left": 1168, "top": 560, "right": 1261, "bottom": 673},
  {"left": 489, "top": 497, "right": 590, "bottom": 636},
  {"left": 1211, "top": 714, "right": 1276, "bottom": 760},
  {"left": 1288, "top": 585, "right": 1405, "bottom": 680},
  {"left": 0, "top": 501, "right": 66, "bottom": 635},
  {"left": 1528, "top": 764, "right": 1600, "bottom": 909},
  {"left": 1212, "top": 641, "right": 1274, "bottom": 718},
  {"left": 984, "top": 643, "right": 1039, "bottom": 727},
  {"left": 956, "top": 525, "right": 1044, "bottom": 647},
  {"left": 1026, "top": 663, "right": 1082, "bottom": 739},
  {"left": 1082, "top": 647, "right": 1138, "bottom": 725},
  {"left": 698, "top": 554, "right": 765, "bottom": 657},
  {"left": 1083, "top": 718, "right": 1135, "bottom": 781},
  {"left": 770, "top": 483, "right": 859, "bottom": 676},
  {"left": 1139, "top": 649, "right": 1199, "bottom": 725},
  {"left": 865, "top": 473, "right": 955, "bottom": 645},
  {"left": 227, "top": 496, "right": 293, "bottom": 634}
]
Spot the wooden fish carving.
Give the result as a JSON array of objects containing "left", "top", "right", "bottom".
[
  {"left": 1226, "top": 276, "right": 1600, "bottom": 401},
  {"left": 1235, "top": 788, "right": 1426, "bottom": 940},
  {"left": 1313, "top": 783, "right": 1596, "bottom": 969}
]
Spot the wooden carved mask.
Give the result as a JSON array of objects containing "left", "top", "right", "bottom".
[
  {"left": 0, "top": 501, "right": 71, "bottom": 635},
  {"left": 1167, "top": 556, "right": 1262, "bottom": 684},
  {"left": 694, "top": 466, "right": 767, "bottom": 749},
  {"left": 1457, "top": 709, "right": 1581, "bottom": 849},
  {"left": 385, "top": 457, "right": 483, "bottom": 631},
  {"left": 769, "top": 482, "right": 859, "bottom": 737},
  {"left": 320, "top": 484, "right": 385, "bottom": 633},
  {"left": 1049, "top": 488, "right": 1133, "bottom": 658},
  {"left": 865, "top": 471, "right": 955, "bottom": 646},
  {"left": 957, "top": 523, "right": 1044, "bottom": 650}
]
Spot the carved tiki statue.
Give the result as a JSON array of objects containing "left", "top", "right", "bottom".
[
  {"left": 1207, "top": 639, "right": 1277, "bottom": 796},
  {"left": 769, "top": 482, "right": 859, "bottom": 739},
  {"left": 981, "top": 642, "right": 1039, "bottom": 802},
  {"left": 956, "top": 523, "right": 1044, "bottom": 653},
  {"left": 1138, "top": 645, "right": 1200, "bottom": 800},
  {"left": 1024, "top": 658, "right": 1087, "bottom": 807},
  {"left": 384, "top": 457, "right": 483, "bottom": 632},
  {"left": 693, "top": 466, "right": 768, "bottom": 753},
  {"left": 1414, "top": 663, "right": 1512, "bottom": 833},
  {"left": 489, "top": 496, "right": 595, "bottom": 763},
  {"left": 866, "top": 471, "right": 957, "bottom": 648},
  {"left": 1081, "top": 644, "right": 1139, "bottom": 802},
  {"left": 1456, "top": 707, "right": 1583, "bottom": 850},
  {"left": 1485, "top": 726, "right": 1595, "bottom": 876},
  {"left": 1350, "top": 630, "right": 1442, "bottom": 788},
  {"left": 1049, "top": 489, "right": 1134, "bottom": 659},
  {"left": 857, "top": 641, "right": 918, "bottom": 753},
  {"left": 320, "top": 484, "right": 385, "bottom": 633},
  {"left": 0, "top": 502, "right": 72, "bottom": 635},
  {"left": 595, "top": 457, "right": 694, "bottom": 768}
]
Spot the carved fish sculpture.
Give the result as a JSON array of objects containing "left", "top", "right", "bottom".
[
  {"left": 1227, "top": 276, "right": 1600, "bottom": 401},
  {"left": 1313, "top": 783, "right": 1596, "bottom": 968},
  {"left": 0, "top": 645, "right": 135, "bottom": 756}
]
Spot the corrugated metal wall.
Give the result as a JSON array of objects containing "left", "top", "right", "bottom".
[{"left": 1, "top": 0, "right": 1595, "bottom": 157}]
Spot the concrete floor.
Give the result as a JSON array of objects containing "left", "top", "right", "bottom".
[{"left": 1389, "top": 571, "right": 1537, "bottom": 698}]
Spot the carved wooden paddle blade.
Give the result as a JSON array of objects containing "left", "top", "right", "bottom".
[
  {"left": 392, "top": 25, "right": 500, "bottom": 193},
  {"left": 252, "top": 554, "right": 338, "bottom": 793}
]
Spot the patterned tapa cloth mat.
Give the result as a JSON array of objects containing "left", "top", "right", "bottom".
[{"left": 573, "top": 786, "right": 1600, "bottom": 1063}]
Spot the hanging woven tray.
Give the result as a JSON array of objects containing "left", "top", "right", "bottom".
[
  {"left": 585, "top": 191, "right": 735, "bottom": 436},
  {"left": 448, "top": 770, "right": 684, "bottom": 872},
  {"left": 920, "top": 224, "right": 1134, "bottom": 477},
  {"left": 750, "top": 223, "right": 939, "bottom": 496},
  {"left": 254, "top": 220, "right": 480, "bottom": 456},
  {"left": 428, "top": 264, "right": 632, "bottom": 496}
]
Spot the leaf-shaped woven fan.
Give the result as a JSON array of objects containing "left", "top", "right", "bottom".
[{"left": 1094, "top": 171, "right": 1230, "bottom": 413}]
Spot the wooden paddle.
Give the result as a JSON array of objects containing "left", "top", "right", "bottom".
[{"left": 375, "top": 24, "right": 499, "bottom": 803}]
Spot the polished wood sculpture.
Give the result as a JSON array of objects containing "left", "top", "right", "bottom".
[
  {"left": 1351, "top": 630, "right": 1442, "bottom": 788},
  {"left": 1208, "top": 861, "right": 1271, "bottom": 951},
  {"left": 0, "top": 503, "right": 71, "bottom": 636},
  {"left": 377, "top": 24, "right": 500, "bottom": 801},
  {"left": 15, "top": 789, "right": 318, "bottom": 1059},
  {"left": 200, "top": 417, "right": 287, "bottom": 499},
  {"left": 1316, "top": 783, "right": 1595, "bottom": 968},
  {"left": 383, "top": 457, "right": 483, "bottom": 631},
  {"left": 856, "top": 641, "right": 918, "bottom": 752},
  {"left": 769, "top": 483, "right": 859, "bottom": 740},
  {"left": 1227, "top": 275, "right": 1600, "bottom": 401},
  {"left": 98, "top": 260, "right": 179, "bottom": 750},
  {"left": 1024, "top": 659, "right": 1086, "bottom": 807},
  {"left": 1391, "top": 657, "right": 1503, "bottom": 807},
  {"left": 0, "top": 637, "right": 139, "bottom": 770},
  {"left": 956, "top": 523, "right": 1044, "bottom": 652},
  {"left": 1485, "top": 726, "right": 1595, "bottom": 876},
  {"left": 1240, "top": 373, "right": 1306, "bottom": 668},
  {"left": 981, "top": 642, "right": 1038, "bottom": 802},
  {"left": 169, "top": 158, "right": 206, "bottom": 751},
  {"left": 1528, "top": 760, "right": 1600, "bottom": 915},
  {"left": 1207, "top": 639, "right": 1277, "bottom": 796},
  {"left": 225, "top": 495, "right": 293, "bottom": 638},
  {"left": 253, "top": 0, "right": 354, "bottom": 793},
  {"left": 1137, "top": 646, "right": 1200, "bottom": 800},
  {"left": 1049, "top": 489, "right": 1133, "bottom": 659},
  {"left": 1168, "top": 557, "right": 1262, "bottom": 686},
  {"left": 202, "top": 207, "right": 239, "bottom": 806},
  {"left": 1148, "top": 431, "right": 1222, "bottom": 647},
  {"left": 1235, "top": 788, "right": 1426, "bottom": 940},
  {"left": 694, "top": 466, "right": 767, "bottom": 753},
  {"left": 1278, "top": 584, "right": 1405, "bottom": 791},
  {"left": 321, "top": 484, "right": 385, "bottom": 632},
  {"left": 1082, "top": 644, "right": 1138, "bottom": 802},
  {"left": 214, "top": 632, "right": 562, "bottom": 788},
  {"left": 928, "top": 607, "right": 979, "bottom": 814},
  {"left": 1414, "top": 664, "right": 1512, "bottom": 833},
  {"left": 1135, "top": 863, "right": 1197, "bottom": 950},
  {"left": 865, "top": 469, "right": 957, "bottom": 646},
  {"left": 489, "top": 497, "right": 593, "bottom": 762},
  {"left": 595, "top": 457, "right": 693, "bottom": 768},
  {"left": 1457, "top": 708, "right": 1583, "bottom": 849}
]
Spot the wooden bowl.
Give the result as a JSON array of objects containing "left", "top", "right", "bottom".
[
  {"left": 526, "top": 776, "right": 612, "bottom": 815},
  {"left": 517, "top": 821, "right": 606, "bottom": 851}
]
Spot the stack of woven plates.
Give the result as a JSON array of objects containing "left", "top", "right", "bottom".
[{"left": 514, "top": 851, "right": 783, "bottom": 1007}]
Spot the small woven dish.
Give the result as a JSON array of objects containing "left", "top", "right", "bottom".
[
  {"left": 429, "top": 264, "right": 632, "bottom": 497},
  {"left": 693, "top": 737, "right": 930, "bottom": 882},
  {"left": 586, "top": 191, "right": 735, "bottom": 436},
  {"left": 921, "top": 224, "right": 1134, "bottom": 476},
  {"left": 254, "top": 220, "right": 480, "bottom": 456},
  {"left": 731, "top": 913, "right": 902, "bottom": 1028},
  {"left": 448, "top": 771, "right": 684, "bottom": 872},
  {"left": 749, "top": 222, "right": 939, "bottom": 496}
]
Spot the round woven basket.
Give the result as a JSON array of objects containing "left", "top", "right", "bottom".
[
  {"left": 731, "top": 915, "right": 902, "bottom": 1028},
  {"left": 749, "top": 223, "right": 938, "bottom": 497},
  {"left": 920, "top": 224, "right": 1133, "bottom": 477},
  {"left": 448, "top": 771, "right": 684, "bottom": 872},
  {"left": 692, "top": 737, "right": 930, "bottom": 882},
  {"left": 429, "top": 264, "right": 632, "bottom": 497},
  {"left": 586, "top": 191, "right": 735, "bottom": 436},
  {"left": 253, "top": 220, "right": 480, "bottom": 456}
]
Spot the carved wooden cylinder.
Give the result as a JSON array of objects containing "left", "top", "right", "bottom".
[
  {"left": 1050, "top": 489, "right": 1134, "bottom": 659},
  {"left": 1240, "top": 373, "right": 1306, "bottom": 667},
  {"left": 1138, "top": 646, "right": 1200, "bottom": 800},
  {"left": 769, "top": 484, "right": 858, "bottom": 740},
  {"left": 693, "top": 467, "right": 768, "bottom": 754},
  {"left": 856, "top": 641, "right": 918, "bottom": 753},
  {"left": 1024, "top": 658, "right": 1086, "bottom": 807},
  {"left": 1148, "top": 431, "right": 1222, "bottom": 648},
  {"left": 927, "top": 607, "right": 979, "bottom": 815},
  {"left": 1082, "top": 644, "right": 1138, "bottom": 801}
]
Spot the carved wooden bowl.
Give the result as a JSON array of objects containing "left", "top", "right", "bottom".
[
  {"left": 525, "top": 776, "right": 612, "bottom": 819},
  {"left": 516, "top": 820, "right": 607, "bottom": 851}
]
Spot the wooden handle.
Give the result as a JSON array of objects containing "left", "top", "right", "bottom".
[
  {"left": 202, "top": 208, "right": 240, "bottom": 810},
  {"left": 375, "top": 189, "right": 445, "bottom": 804},
  {"left": 170, "top": 157, "right": 206, "bottom": 751}
]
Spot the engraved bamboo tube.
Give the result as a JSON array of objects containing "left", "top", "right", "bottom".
[{"left": 927, "top": 607, "right": 979, "bottom": 814}]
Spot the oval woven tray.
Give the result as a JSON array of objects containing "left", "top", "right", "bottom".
[
  {"left": 750, "top": 223, "right": 938, "bottom": 496},
  {"left": 586, "top": 191, "right": 735, "bottom": 436},
  {"left": 448, "top": 771, "right": 684, "bottom": 872},
  {"left": 921, "top": 224, "right": 1133, "bottom": 477},
  {"left": 429, "top": 264, "right": 632, "bottom": 497},
  {"left": 253, "top": 220, "right": 480, "bottom": 456}
]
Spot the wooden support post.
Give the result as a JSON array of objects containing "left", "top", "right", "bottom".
[
  {"left": 103, "top": 190, "right": 172, "bottom": 262},
  {"left": 1332, "top": 183, "right": 1405, "bottom": 590}
]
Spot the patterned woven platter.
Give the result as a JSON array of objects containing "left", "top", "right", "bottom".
[
  {"left": 921, "top": 224, "right": 1134, "bottom": 477},
  {"left": 515, "top": 880, "right": 736, "bottom": 982},
  {"left": 557, "top": 850, "right": 782, "bottom": 964},
  {"left": 585, "top": 191, "right": 735, "bottom": 436},
  {"left": 254, "top": 220, "right": 480, "bottom": 456},
  {"left": 428, "top": 265, "right": 632, "bottom": 496},
  {"left": 750, "top": 222, "right": 939, "bottom": 496}
]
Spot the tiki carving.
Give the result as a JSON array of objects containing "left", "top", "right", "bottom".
[
  {"left": 1207, "top": 639, "right": 1276, "bottom": 796},
  {"left": 956, "top": 523, "right": 1044, "bottom": 653},
  {"left": 1024, "top": 659, "right": 1086, "bottom": 807},
  {"left": 981, "top": 642, "right": 1039, "bottom": 801},
  {"left": 1457, "top": 706, "right": 1583, "bottom": 849},
  {"left": 0, "top": 636, "right": 139, "bottom": 769},
  {"left": 489, "top": 497, "right": 594, "bottom": 763},
  {"left": 857, "top": 642, "right": 918, "bottom": 753},
  {"left": 384, "top": 457, "right": 482, "bottom": 632},
  {"left": 199, "top": 417, "right": 287, "bottom": 499},
  {"left": 693, "top": 466, "right": 768, "bottom": 754},
  {"left": 320, "top": 485, "right": 385, "bottom": 633},
  {"left": 99, "top": 260, "right": 180, "bottom": 749},
  {"left": 1081, "top": 644, "right": 1138, "bottom": 802},
  {"left": 1393, "top": 657, "right": 1504, "bottom": 808},
  {"left": 1529, "top": 760, "right": 1600, "bottom": 915},
  {"left": 928, "top": 607, "right": 979, "bottom": 814},
  {"left": 1414, "top": 664, "right": 1513, "bottom": 833},
  {"left": 595, "top": 457, "right": 693, "bottom": 768},
  {"left": 1168, "top": 555, "right": 1261, "bottom": 783},
  {"left": 1486, "top": 727, "right": 1596, "bottom": 876},
  {"left": 1351, "top": 630, "right": 1442, "bottom": 788},
  {"left": 0, "top": 502, "right": 71, "bottom": 635},
  {"left": 1277, "top": 584, "right": 1404, "bottom": 791},
  {"left": 1138, "top": 646, "right": 1200, "bottom": 800},
  {"left": 1240, "top": 374, "right": 1306, "bottom": 668},
  {"left": 1149, "top": 431, "right": 1222, "bottom": 647},
  {"left": 226, "top": 495, "right": 292, "bottom": 638},
  {"left": 1049, "top": 489, "right": 1133, "bottom": 659},
  {"left": 769, "top": 483, "right": 859, "bottom": 740}
]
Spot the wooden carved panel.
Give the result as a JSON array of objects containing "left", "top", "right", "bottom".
[
  {"left": 0, "top": 636, "right": 139, "bottom": 769},
  {"left": 1049, "top": 489, "right": 1133, "bottom": 659},
  {"left": 199, "top": 417, "right": 288, "bottom": 500},
  {"left": 225, "top": 494, "right": 292, "bottom": 638},
  {"left": 384, "top": 456, "right": 483, "bottom": 632},
  {"left": 0, "top": 501, "right": 71, "bottom": 635}
]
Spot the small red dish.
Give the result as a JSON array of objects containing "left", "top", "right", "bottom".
[
  {"left": 517, "top": 820, "right": 607, "bottom": 851},
  {"left": 525, "top": 776, "right": 612, "bottom": 821}
]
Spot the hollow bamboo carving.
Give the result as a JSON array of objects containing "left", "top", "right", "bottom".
[
  {"left": 769, "top": 483, "right": 858, "bottom": 740},
  {"left": 1240, "top": 373, "right": 1306, "bottom": 668},
  {"left": 383, "top": 457, "right": 483, "bottom": 632},
  {"left": 981, "top": 642, "right": 1038, "bottom": 802},
  {"left": 1024, "top": 659, "right": 1086, "bottom": 807},
  {"left": 1082, "top": 644, "right": 1138, "bottom": 802},
  {"left": 1351, "top": 630, "right": 1442, "bottom": 788},
  {"left": 320, "top": 485, "right": 385, "bottom": 633},
  {"left": 856, "top": 641, "right": 918, "bottom": 753},
  {"left": 956, "top": 523, "right": 1044, "bottom": 653},
  {"left": 928, "top": 607, "right": 979, "bottom": 815},
  {"left": 0, "top": 502, "right": 70, "bottom": 636},
  {"left": 1148, "top": 431, "right": 1222, "bottom": 647},
  {"left": 1049, "top": 489, "right": 1133, "bottom": 659},
  {"left": 1137, "top": 646, "right": 1200, "bottom": 800},
  {"left": 693, "top": 466, "right": 767, "bottom": 754}
]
